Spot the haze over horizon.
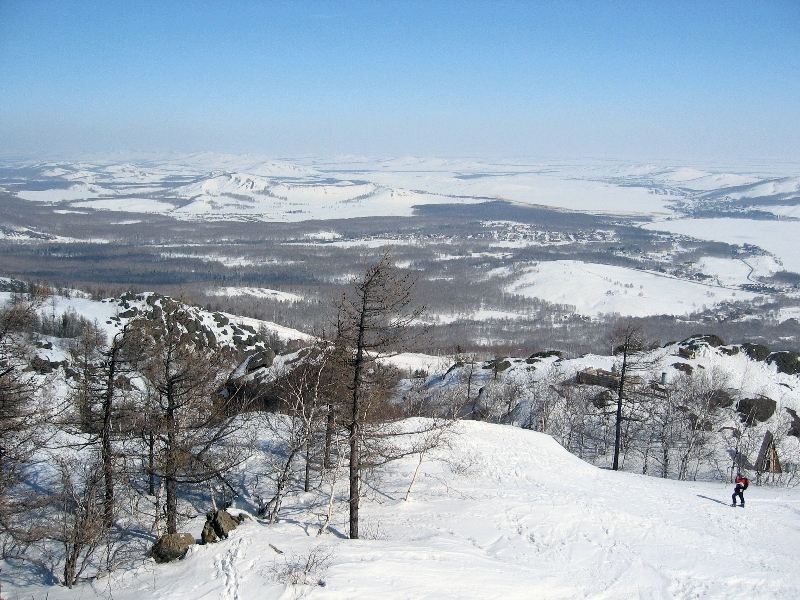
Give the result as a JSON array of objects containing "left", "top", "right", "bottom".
[{"left": 1, "top": 1, "right": 799, "bottom": 163}]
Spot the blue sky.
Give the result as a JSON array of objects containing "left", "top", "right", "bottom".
[{"left": 1, "top": 1, "right": 798, "bottom": 161}]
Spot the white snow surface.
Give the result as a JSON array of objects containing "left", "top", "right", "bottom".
[
  {"left": 695, "top": 256, "right": 780, "bottom": 287},
  {"left": 6, "top": 419, "right": 800, "bottom": 599},
  {"left": 16, "top": 183, "right": 115, "bottom": 203},
  {"left": 7, "top": 156, "right": 800, "bottom": 224},
  {"left": 506, "top": 260, "right": 756, "bottom": 317},
  {"left": 725, "top": 176, "right": 800, "bottom": 200},
  {"left": 207, "top": 287, "right": 304, "bottom": 302},
  {"left": 655, "top": 168, "right": 760, "bottom": 190},
  {"left": 0, "top": 291, "right": 312, "bottom": 345},
  {"left": 759, "top": 204, "right": 800, "bottom": 219},
  {"left": 72, "top": 198, "right": 176, "bottom": 213},
  {"left": 643, "top": 219, "right": 800, "bottom": 273}
]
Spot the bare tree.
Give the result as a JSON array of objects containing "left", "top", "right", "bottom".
[
  {"left": 134, "top": 302, "right": 249, "bottom": 534},
  {"left": 608, "top": 322, "right": 651, "bottom": 471},
  {"left": 674, "top": 368, "right": 731, "bottom": 481},
  {"left": 53, "top": 456, "right": 107, "bottom": 588},
  {"left": 68, "top": 321, "right": 139, "bottom": 528},
  {"left": 334, "top": 253, "right": 425, "bottom": 539},
  {"left": 0, "top": 294, "right": 45, "bottom": 542},
  {"left": 524, "top": 367, "right": 563, "bottom": 434},
  {"left": 257, "top": 345, "right": 338, "bottom": 523}
]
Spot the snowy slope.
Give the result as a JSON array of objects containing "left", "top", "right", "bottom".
[
  {"left": 0, "top": 290, "right": 312, "bottom": 347},
  {"left": 3, "top": 284, "right": 800, "bottom": 598},
  {"left": 643, "top": 218, "right": 800, "bottom": 273},
  {"left": 5, "top": 421, "right": 799, "bottom": 599},
  {"left": 505, "top": 260, "right": 757, "bottom": 317}
]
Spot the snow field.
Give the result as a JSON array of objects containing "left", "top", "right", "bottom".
[
  {"left": 207, "top": 287, "right": 304, "bottom": 302},
  {"left": 505, "top": 260, "right": 756, "bottom": 317},
  {"left": 656, "top": 168, "right": 760, "bottom": 191},
  {"left": 4, "top": 285, "right": 800, "bottom": 598},
  {"left": 696, "top": 256, "right": 780, "bottom": 287},
  {"left": 14, "top": 183, "right": 116, "bottom": 203},
  {"left": 643, "top": 219, "right": 800, "bottom": 273},
  {"left": 73, "top": 198, "right": 176, "bottom": 213},
  {"left": 359, "top": 169, "right": 678, "bottom": 215}
]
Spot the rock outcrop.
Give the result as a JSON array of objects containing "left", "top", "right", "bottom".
[
  {"left": 151, "top": 533, "right": 196, "bottom": 563},
  {"left": 201, "top": 510, "right": 249, "bottom": 544}
]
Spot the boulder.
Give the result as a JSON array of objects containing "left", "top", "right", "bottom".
[
  {"left": 592, "top": 390, "right": 614, "bottom": 409},
  {"left": 786, "top": 408, "right": 800, "bottom": 438},
  {"left": 719, "top": 345, "right": 740, "bottom": 356},
  {"left": 766, "top": 351, "right": 800, "bottom": 375},
  {"left": 527, "top": 350, "right": 562, "bottom": 362},
  {"left": 683, "top": 334, "right": 726, "bottom": 350},
  {"left": 201, "top": 518, "right": 218, "bottom": 544},
  {"left": 151, "top": 533, "right": 196, "bottom": 563},
  {"left": 708, "top": 389, "right": 735, "bottom": 409},
  {"left": 672, "top": 362, "right": 694, "bottom": 375},
  {"left": 201, "top": 510, "right": 244, "bottom": 544},
  {"left": 742, "top": 343, "right": 771, "bottom": 362},
  {"left": 29, "top": 356, "right": 60, "bottom": 374},
  {"left": 247, "top": 349, "right": 276, "bottom": 371},
  {"left": 737, "top": 397, "right": 777, "bottom": 425},
  {"left": 483, "top": 359, "right": 511, "bottom": 372}
]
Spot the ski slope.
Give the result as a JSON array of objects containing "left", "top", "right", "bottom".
[{"left": 6, "top": 421, "right": 799, "bottom": 599}]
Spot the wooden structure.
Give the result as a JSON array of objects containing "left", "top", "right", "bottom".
[
  {"left": 755, "top": 430, "right": 782, "bottom": 474},
  {"left": 576, "top": 368, "right": 642, "bottom": 390}
]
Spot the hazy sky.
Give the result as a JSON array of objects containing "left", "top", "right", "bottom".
[{"left": 1, "top": 1, "right": 798, "bottom": 161}]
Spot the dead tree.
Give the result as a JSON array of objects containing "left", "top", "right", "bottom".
[
  {"left": 334, "top": 253, "right": 425, "bottom": 539},
  {"left": 135, "top": 303, "right": 249, "bottom": 534},
  {"left": 68, "top": 321, "right": 139, "bottom": 529},
  {"left": 608, "top": 322, "right": 652, "bottom": 471},
  {"left": 258, "top": 345, "right": 338, "bottom": 523},
  {"left": 0, "top": 294, "right": 44, "bottom": 541},
  {"left": 53, "top": 456, "right": 107, "bottom": 588}
]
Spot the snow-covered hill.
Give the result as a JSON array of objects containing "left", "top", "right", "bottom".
[
  {"left": 5, "top": 420, "right": 799, "bottom": 599},
  {"left": 3, "top": 284, "right": 800, "bottom": 598}
]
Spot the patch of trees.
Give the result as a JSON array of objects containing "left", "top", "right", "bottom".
[
  {"left": 449, "top": 331, "right": 800, "bottom": 485},
  {"left": 0, "top": 254, "right": 456, "bottom": 592}
]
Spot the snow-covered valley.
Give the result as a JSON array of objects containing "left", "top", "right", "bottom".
[{"left": 2, "top": 156, "right": 800, "bottom": 336}]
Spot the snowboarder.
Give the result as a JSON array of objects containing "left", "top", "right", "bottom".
[{"left": 731, "top": 474, "right": 749, "bottom": 507}]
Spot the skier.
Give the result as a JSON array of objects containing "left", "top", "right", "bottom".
[{"left": 731, "top": 473, "right": 749, "bottom": 507}]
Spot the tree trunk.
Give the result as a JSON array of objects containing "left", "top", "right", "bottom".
[
  {"left": 349, "top": 419, "right": 360, "bottom": 539},
  {"left": 64, "top": 549, "right": 77, "bottom": 588},
  {"left": 304, "top": 435, "right": 311, "bottom": 493},
  {"left": 165, "top": 474, "right": 177, "bottom": 535},
  {"left": 148, "top": 432, "right": 155, "bottom": 496},
  {"left": 347, "top": 290, "right": 369, "bottom": 539},
  {"left": 101, "top": 340, "right": 119, "bottom": 528},
  {"left": 268, "top": 448, "right": 298, "bottom": 524},
  {"left": 324, "top": 402, "right": 335, "bottom": 469},
  {"left": 165, "top": 378, "right": 178, "bottom": 534},
  {"left": 612, "top": 352, "right": 628, "bottom": 471}
]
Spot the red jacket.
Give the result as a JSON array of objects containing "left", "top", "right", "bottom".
[{"left": 735, "top": 476, "right": 749, "bottom": 490}]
